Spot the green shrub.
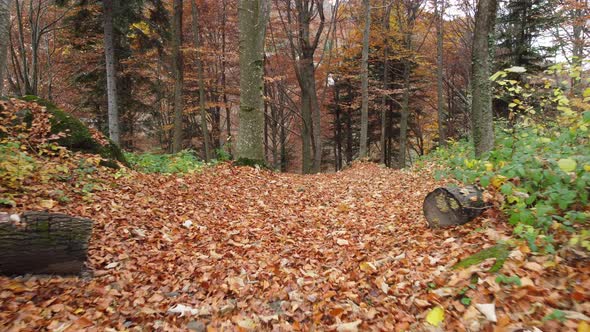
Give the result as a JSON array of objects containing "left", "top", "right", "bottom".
[
  {"left": 125, "top": 150, "right": 207, "bottom": 174},
  {"left": 422, "top": 62, "right": 589, "bottom": 251},
  {"left": 0, "top": 142, "right": 37, "bottom": 189}
]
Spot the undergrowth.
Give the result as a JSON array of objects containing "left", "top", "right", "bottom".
[{"left": 421, "top": 63, "right": 590, "bottom": 255}]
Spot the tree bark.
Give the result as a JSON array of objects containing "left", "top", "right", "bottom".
[
  {"left": 380, "top": 1, "right": 392, "bottom": 165},
  {"left": 236, "top": 0, "right": 269, "bottom": 163},
  {"left": 359, "top": 0, "right": 371, "bottom": 158},
  {"left": 0, "top": 212, "right": 93, "bottom": 275},
  {"left": 0, "top": 0, "right": 11, "bottom": 96},
  {"left": 471, "top": 0, "right": 498, "bottom": 157},
  {"left": 191, "top": 0, "right": 211, "bottom": 161},
  {"left": 171, "top": 0, "right": 184, "bottom": 153},
  {"left": 423, "top": 186, "right": 485, "bottom": 227},
  {"left": 436, "top": 0, "right": 446, "bottom": 147},
  {"left": 103, "top": 0, "right": 120, "bottom": 145},
  {"left": 399, "top": 57, "right": 410, "bottom": 168}
]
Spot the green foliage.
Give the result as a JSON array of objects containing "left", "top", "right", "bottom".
[
  {"left": 453, "top": 243, "right": 511, "bottom": 272},
  {"left": 0, "top": 142, "right": 37, "bottom": 190},
  {"left": 495, "top": 274, "right": 522, "bottom": 286},
  {"left": 543, "top": 309, "right": 566, "bottom": 322},
  {"left": 125, "top": 150, "right": 209, "bottom": 174},
  {"left": 424, "top": 62, "right": 590, "bottom": 252}
]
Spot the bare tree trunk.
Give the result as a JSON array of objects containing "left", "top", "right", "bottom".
[
  {"left": 399, "top": 58, "right": 410, "bottom": 168},
  {"left": 471, "top": 0, "right": 498, "bottom": 156},
  {"left": 0, "top": 0, "right": 12, "bottom": 96},
  {"left": 359, "top": 0, "right": 371, "bottom": 158},
  {"left": 221, "top": 0, "right": 231, "bottom": 154},
  {"left": 103, "top": 0, "right": 120, "bottom": 145},
  {"left": 435, "top": 0, "right": 446, "bottom": 146},
  {"left": 171, "top": 0, "right": 184, "bottom": 153},
  {"left": 236, "top": 0, "right": 269, "bottom": 163},
  {"left": 380, "top": 1, "right": 392, "bottom": 165},
  {"left": 191, "top": 0, "right": 211, "bottom": 161}
]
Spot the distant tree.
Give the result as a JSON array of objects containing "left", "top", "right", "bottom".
[
  {"left": 236, "top": 0, "right": 270, "bottom": 163},
  {"left": 190, "top": 0, "right": 211, "bottom": 161},
  {"left": 276, "top": 0, "right": 325, "bottom": 173},
  {"left": 103, "top": 0, "right": 120, "bottom": 145},
  {"left": 435, "top": 0, "right": 446, "bottom": 146},
  {"left": 471, "top": 0, "right": 498, "bottom": 156},
  {"left": 496, "top": 0, "right": 557, "bottom": 71},
  {"left": 359, "top": 0, "right": 371, "bottom": 158},
  {"left": 171, "top": 0, "right": 184, "bottom": 153},
  {"left": 0, "top": 0, "right": 11, "bottom": 96}
]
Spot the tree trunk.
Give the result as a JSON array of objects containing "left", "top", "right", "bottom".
[
  {"left": 399, "top": 58, "right": 410, "bottom": 168},
  {"left": 423, "top": 186, "right": 485, "bottom": 227},
  {"left": 236, "top": 0, "right": 269, "bottom": 163},
  {"left": 359, "top": 0, "right": 371, "bottom": 158},
  {"left": 380, "top": 1, "right": 392, "bottom": 165},
  {"left": 171, "top": 0, "right": 184, "bottom": 153},
  {"left": 300, "top": 63, "right": 313, "bottom": 173},
  {"left": 0, "top": 0, "right": 11, "bottom": 96},
  {"left": 103, "top": 0, "right": 120, "bottom": 145},
  {"left": 436, "top": 0, "right": 446, "bottom": 147},
  {"left": 0, "top": 212, "right": 93, "bottom": 275},
  {"left": 471, "top": 0, "right": 498, "bottom": 157},
  {"left": 191, "top": 0, "right": 211, "bottom": 161}
]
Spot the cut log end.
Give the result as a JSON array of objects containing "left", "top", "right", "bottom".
[
  {"left": 423, "top": 186, "right": 485, "bottom": 228},
  {"left": 0, "top": 211, "right": 93, "bottom": 276}
]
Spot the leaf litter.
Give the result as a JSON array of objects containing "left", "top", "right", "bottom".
[{"left": 1, "top": 162, "right": 589, "bottom": 331}]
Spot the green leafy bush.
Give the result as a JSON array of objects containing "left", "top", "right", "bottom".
[
  {"left": 125, "top": 150, "right": 208, "bottom": 174},
  {"left": 0, "top": 142, "right": 37, "bottom": 189},
  {"left": 422, "top": 63, "right": 589, "bottom": 251}
]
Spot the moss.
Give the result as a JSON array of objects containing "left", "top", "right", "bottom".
[
  {"left": 453, "top": 243, "right": 511, "bottom": 273},
  {"left": 21, "top": 96, "right": 127, "bottom": 168}
]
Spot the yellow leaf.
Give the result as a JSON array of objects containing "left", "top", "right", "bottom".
[
  {"left": 39, "top": 199, "right": 56, "bottom": 209},
  {"left": 426, "top": 306, "right": 445, "bottom": 326},
  {"left": 558, "top": 158, "right": 577, "bottom": 172},
  {"left": 359, "top": 262, "right": 377, "bottom": 273},
  {"left": 491, "top": 175, "right": 507, "bottom": 188},
  {"left": 579, "top": 321, "right": 590, "bottom": 332}
]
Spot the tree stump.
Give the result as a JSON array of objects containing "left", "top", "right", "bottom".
[
  {"left": 423, "top": 186, "right": 485, "bottom": 228},
  {"left": 0, "top": 211, "right": 93, "bottom": 275}
]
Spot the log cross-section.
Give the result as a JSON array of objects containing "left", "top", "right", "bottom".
[
  {"left": 423, "top": 186, "right": 485, "bottom": 228},
  {"left": 0, "top": 211, "right": 93, "bottom": 275}
]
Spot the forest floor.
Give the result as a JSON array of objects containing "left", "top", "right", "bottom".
[{"left": 1, "top": 162, "right": 588, "bottom": 331}]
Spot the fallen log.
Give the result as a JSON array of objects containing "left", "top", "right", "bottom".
[
  {"left": 0, "top": 211, "right": 93, "bottom": 275},
  {"left": 423, "top": 186, "right": 485, "bottom": 228}
]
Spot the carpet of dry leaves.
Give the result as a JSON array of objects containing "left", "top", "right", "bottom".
[{"left": 1, "top": 162, "right": 588, "bottom": 331}]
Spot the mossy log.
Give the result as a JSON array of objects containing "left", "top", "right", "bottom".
[
  {"left": 21, "top": 95, "right": 127, "bottom": 168},
  {"left": 423, "top": 186, "right": 485, "bottom": 228},
  {"left": 0, "top": 212, "right": 93, "bottom": 275}
]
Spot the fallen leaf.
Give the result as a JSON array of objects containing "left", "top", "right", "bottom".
[
  {"left": 475, "top": 303, "right": 497, "bottom": 322},
  {"left": 426, "top": 306, "right": 445, "bottom": 326}
]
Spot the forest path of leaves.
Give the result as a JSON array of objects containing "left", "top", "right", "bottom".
[{"left": 1, "top": 163, "right": 503, "bottom": 331}]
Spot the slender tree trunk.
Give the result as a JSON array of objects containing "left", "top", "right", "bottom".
[
  {"left": 380, "top": 1, "right": 391, "bottom": 165},
  {"left": 0, "top": 0, "right": 11, "bottom": 96},
  {"left": 359, "top": 0, "right": 371, "bottom": 158},
  {"left": 103, "top": 0, "right": 120, "bottom": 145},
  {"left": 435, "top": 0, "right": 446, "bottom": 146},
  {"left": 171, "top": 0, "right": 184, "bottom": 153},
  {"left": 300, "top": 73, "right": 313, "bottom": 173},
  {"left": 334, "top": 86, "right": 342, "bottom": 171},
  {"left": 191, "top": 0, "right": 211, "bottom": 161},
  {"left": 236, "top": 0, "right": 269, "bottom": 163},
  {"left": 571, "top": 0, "right": 584, "bottom": 94},
  {"left": 471, "top": 0, "right": 498, "bottom": 156},
  {"left": 221, "top": 0, "right": 231, "bottom": 153},
  {"left": 399, "top": 58, "right": 410, "bottom": 168}
]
